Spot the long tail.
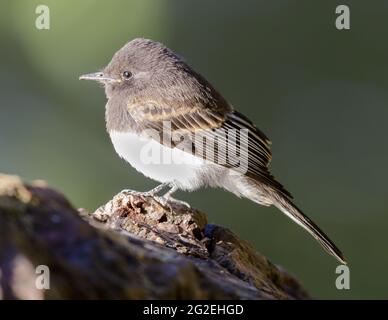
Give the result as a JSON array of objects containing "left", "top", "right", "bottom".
[{"left": 270, "top": 190, "right": 347, "bottom": 264}]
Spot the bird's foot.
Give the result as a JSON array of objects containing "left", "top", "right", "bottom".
[
  {"left": 155, "top": 195, "right": 191, "bottom": 209},
  {"left": 120, "top": 189, "right": 153, "bottom": 197},
  {"left": 119, "top": 183, "right": 190, "bottom": 209},
  {"left": 120, "top": 182, "right": 170, "bottom": 198}
]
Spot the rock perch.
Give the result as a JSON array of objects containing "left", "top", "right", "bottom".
[{"left": 0, "top": 173, "right": 309, "bottom": 299}]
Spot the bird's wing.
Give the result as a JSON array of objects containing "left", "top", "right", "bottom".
[{"left": 129, "top": 101, "right": 293, "bottom": 199}]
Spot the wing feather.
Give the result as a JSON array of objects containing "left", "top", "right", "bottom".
[{"left": 128, "top": 101, "right": 293, "bottom": 199}]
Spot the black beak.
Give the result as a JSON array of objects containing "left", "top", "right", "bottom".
[{"left": 79, "top": 72, "right": 119, "bottom": 83}]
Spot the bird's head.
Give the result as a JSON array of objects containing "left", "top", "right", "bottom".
[{"left": 79, "top": 38, "right": 188, "bottom": 99}]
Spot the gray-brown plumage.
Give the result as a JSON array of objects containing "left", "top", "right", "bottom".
[{"left": 80, "top": 38, "right": 346, "bottom": 264}]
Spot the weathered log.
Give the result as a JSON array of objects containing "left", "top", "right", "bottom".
[{"left": 0, "top": 173, "right": 309, "bottom": 299}]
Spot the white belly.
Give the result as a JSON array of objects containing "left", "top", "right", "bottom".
[{"left": 109, "top": 131, "right": 211, "bottom": 190}]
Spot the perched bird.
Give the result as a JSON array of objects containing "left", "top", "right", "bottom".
[{"left": 80, "top": 38, "right": 346, "bottom": 264}]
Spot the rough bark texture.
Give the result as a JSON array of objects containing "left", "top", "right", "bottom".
[{"left": 0, "top": 173, "right": 309, "bottom": 299}]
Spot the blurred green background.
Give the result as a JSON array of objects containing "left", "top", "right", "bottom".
[{"left": 1, "top": 0, "right": 387, "bottom": 299}]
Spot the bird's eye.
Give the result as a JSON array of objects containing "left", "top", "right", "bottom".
[{"left": 122, "top": 71, "right": 132, "bottom": 79}]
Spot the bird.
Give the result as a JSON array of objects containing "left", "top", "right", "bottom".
[{"left": 80, "top": 38, "right": 346, "bottom": 264}]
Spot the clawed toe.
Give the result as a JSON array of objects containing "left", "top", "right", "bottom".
[
  {"left": 156, "top": 196, "right": 191, "bottom": 209},
  {"left": 119, "top": 183, "right": 171, "bottom": 198},
  {"left": 118, "top": 183, "right": 190, "bottom": 209},
  {"left": 120, "top": 189, "right": 152, "bottom": 197}
]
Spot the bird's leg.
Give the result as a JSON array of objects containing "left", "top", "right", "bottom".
[
  {"left": 156, "top": 183, "right": 191, "bottom": 208},
  {"left": 163, "top": 183, "right": 178, "bottom": 198},
  {"left": 120, "top": 182, "right": 170, "bottom": 197},
  {"left": 146, "top": 182, "right": 172, "bottom": 196}
]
